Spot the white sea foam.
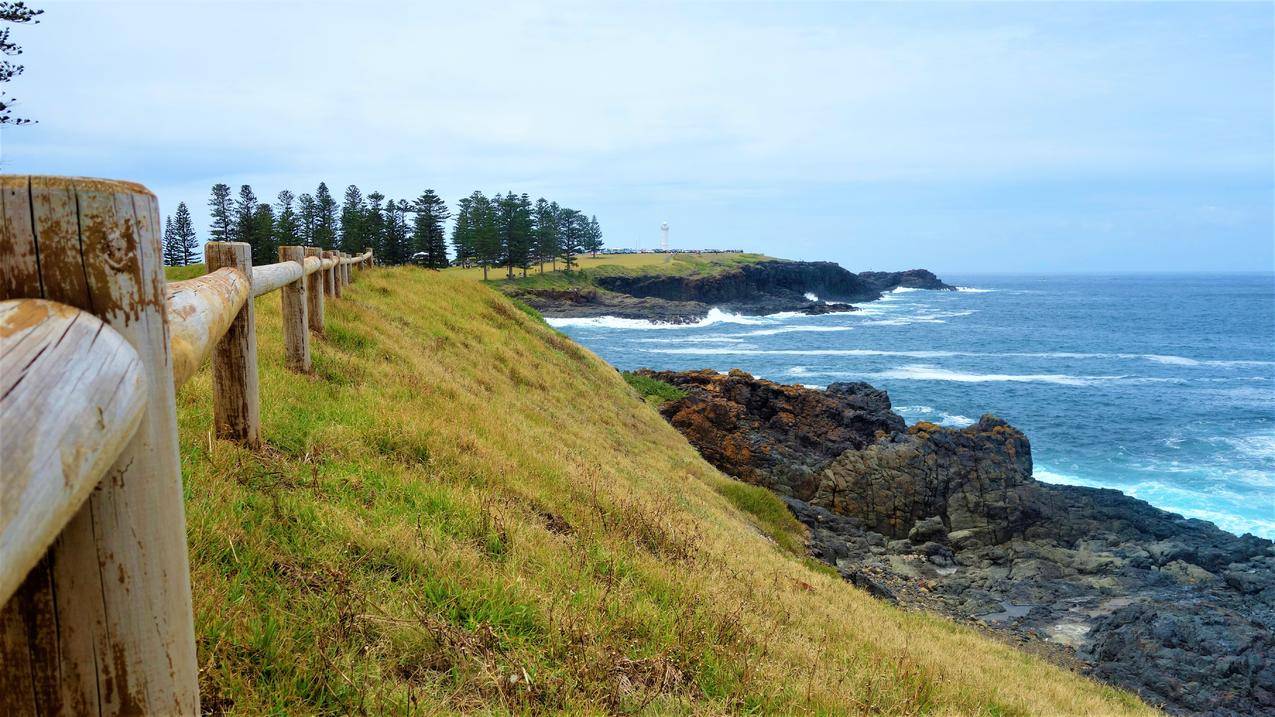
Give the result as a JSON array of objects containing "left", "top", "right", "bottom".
[
  {"left": 727, "top": 325, "right": 854, "bottom": 337},
  {"left": 634, "top": 336, "right": 748, "bottom": 344},
  {"left": 804, "top": 292, "right": 819, "bottom": 302},
  {"left": 1215, "top": 433, "right": 1275, "bottom": 462},
  {"left": 861, "top": 309, "right": 976, "bottom": 327},
  {"left": 643, "top": 348, "right": 961, "bottom": 358},
  {"left": 866, "top": 364, "right": 1122, "bottom": 386},
  {"left": 545, "top": 307, "right": 765, "bottom": 330},
  {"left": 955, "top": 286, "right": 995, "bottom": 293}
]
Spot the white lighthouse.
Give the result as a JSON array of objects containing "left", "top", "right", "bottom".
[{"left": 660, "top": 222, "right": 669, "bottom": 253}]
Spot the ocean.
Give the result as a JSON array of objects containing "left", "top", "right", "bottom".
[{"left": 547, "top": 273, "right": 1275, "bottom": 539}]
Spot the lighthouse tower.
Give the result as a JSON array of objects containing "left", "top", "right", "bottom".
[{"left": 660, "top": 222, "right": 669, "bottom": 253}]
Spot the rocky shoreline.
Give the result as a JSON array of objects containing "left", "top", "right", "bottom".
[
  {"left": 513, "top": 260, "right": 953, "bottom": 322},
  {"left": 637, "top": 369, "right": 1274, "bottom": 716}
]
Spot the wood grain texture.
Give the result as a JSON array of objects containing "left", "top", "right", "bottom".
[
  {"left": 205, "top": 242, "right": 260, "bottom": 448},
  {"left": 278, "top": 246, "right": 310, "bottom": 372},
  {"left": 166, "top": 267, "right": 250, "bottom": 388},
  {"left": 250, "top": 260, "right": 303, "bottom": 298},
  {"left": 0, "top": 176, "right": 200, "bottom": 715},
  {"left": 305, "top": 247, "right": 325, "bottom": 333},
  {"left": 0, "top": 300, "right": 147, "bottom": 607}
]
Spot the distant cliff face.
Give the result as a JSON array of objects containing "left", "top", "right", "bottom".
[
  {"left": 596, "top": 260, "right": 953, "bottom": 309},
  {"left": 515, "top": 260, "right": 955, "bottom": 322}
]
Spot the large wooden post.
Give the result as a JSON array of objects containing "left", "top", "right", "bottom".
[
  {"left": 205, "top": 241, "right": 260, "bottom": 447},
  {"left": 279, "top": 245, "right": 310, "bottom": 372},
  {"left": 305, "top": 246, "right": 324, "bottom": 333},
  {"left": 322, "top": 250, "right": 336, "bottom": 298},
  {"left": 342, "top": 253, "right": 351, "bottom": 286},
  {"left": 0, "top": 176, "right": 199, "bottom": 714}
]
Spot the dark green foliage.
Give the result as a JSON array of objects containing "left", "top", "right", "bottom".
[
  {"left": 339, "top": 185, "right": 367, "bottom": 254},
  {"left": 274, "top": 190, "right": 300, "bottom": 249},
  {"left": 313, "top": 182, "right": 338, "bottom": 249},
  {"left": 296, "top": 193, "right": 318, "bottom": 247},
  {"left": 457, "top": 191, "right": 502, "bottom": 280},
  {"left": 495, "top": 191, "right": 534, "bottom": 278},
  {"left": 163, "top": 215, "right": 180, "bottom": 266},
  {"left": 208, "top": 183, "right": 234, "bottom": 242},
  {"left": 234, "top": 185, "right": 258, "bottom": 245},
  {"left": 0, "top": 1, "right": 42, "bottom": 126},
  {"left": 533, "top": 198, "right": 560, "bottom": 273},
  {"left": 558, "top": 207, "right": 585, "bottom": 270},
  {"left": 381, "top": 198, "right": 412, "bottom": 265},
  {"left": 249, "top": 202, "right": 277, "bottom": 266},
  {"left": 364, "top": 191, "right": 385, "bottom": 259},
  {"left": 451, "top": 196, "right": 475, "bottom": 266},
  {"left": 621, "top": 371, "right": 687, "bottom": 404},
  {"left": 411, "top": 189, "right": 450, "bottom": 268},
  {"left": 172, "top": 201, "right": 199, "bottom": 265},
  {"left": 583, "top": 214, "right": 603, "bottom": 257}
]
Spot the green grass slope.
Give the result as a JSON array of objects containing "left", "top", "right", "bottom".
[{"left": 175, "top": 266, "right": 1152, "bottom": 715}]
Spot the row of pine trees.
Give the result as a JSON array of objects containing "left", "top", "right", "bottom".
[{"left": 162, "top": 182, "right": 603, "bottom": 275}]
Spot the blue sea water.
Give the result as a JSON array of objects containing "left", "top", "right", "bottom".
[{"left": 548, "top": 273, "right": 1275, "bottom": 539}]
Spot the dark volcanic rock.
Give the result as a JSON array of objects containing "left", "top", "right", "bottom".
[
  {"left": 814, "top": 417, "right": 1039, "bottom": 541},
  {"left": 638, "top": 369, "right": 903, "bottom": 499},
  {"left": 856, "top": 269, "right": 956, "bottom": 293},
  {"left": 643, "top": 368, "right": 1275, "bottom": 716}
]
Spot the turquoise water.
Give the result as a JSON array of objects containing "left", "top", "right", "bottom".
[{"left": 548, "top": 274, "right": 1275, "bottom": 539}]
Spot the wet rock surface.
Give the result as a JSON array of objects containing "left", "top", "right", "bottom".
[
  {"left": 515, "top": 260, "right": 953, "bottom": 322},
  {"left": 647, "top": 369, "right": 1274, "bottom": 716}
]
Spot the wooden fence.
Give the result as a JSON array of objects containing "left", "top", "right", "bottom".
[{"left": 0, "top": 176, "right": 373, "bottom": 714}]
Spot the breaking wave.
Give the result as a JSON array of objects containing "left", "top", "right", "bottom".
[{"left": 544, "top": 307, "right": 765, "bottom": 330}]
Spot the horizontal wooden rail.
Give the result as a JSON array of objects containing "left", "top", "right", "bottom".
[
  {"left": 168, "top": 267, "right": 251, "bottom": 388},
  {"left": 0, "top": 299, "right": 148, "bottom": 607}
]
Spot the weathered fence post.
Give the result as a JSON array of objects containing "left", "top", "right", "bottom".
[
  {"left": 331, "top": 251, "right": 343, "bottom": 299},
  {"left": 205, "top": 241, "right": 261, "bottom": 447},
  {"left": 0, "top": 176, "right": 199, "bottom": 714},
  {"left": 305, "top": 246, "right": 325, "bottom": 333},
  {"left": 323, "top": 250, "right": 337, "bottom": 298},
  {"left": 343, "top": 253, "right": 351, "bottom": 286},
  {"left": 279, "top": 245, "right": 310, "bottom": 372}
]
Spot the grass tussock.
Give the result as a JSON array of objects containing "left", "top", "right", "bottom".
[
  {"left": 621, "top": 371, "right": 688, "bottom": 406},
  {"left": 176, "top": 265, "right": 1153, "bottom": 715}
]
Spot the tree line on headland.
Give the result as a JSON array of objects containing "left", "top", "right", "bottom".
[{"left": 164, "top": 182, "right": 603, "bottom": 279}]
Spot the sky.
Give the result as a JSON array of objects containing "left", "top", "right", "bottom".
[{"left": 3, "top": 1, "right": 1272, "bottom": 273}]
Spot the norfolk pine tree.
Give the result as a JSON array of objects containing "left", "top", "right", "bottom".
[
  {"left": 297, "top": 192, "right": 318, "bottom": 246},
  {"left": 163, "top": 215, "right": 180, "bottom": 266},
  {"left": 451, "top": 196, "right": 476, "bottom": 268},
  {"left": 208, "top": 183, "right": 235, "bottom": 242},
  {"left": 172, "top": 201, "right": 199, "bottom": 265},
  {"left": 234, "top": 184, "right": 258, "bottom": 245},
  {"left": 275, "top": 190, "right": 301, "bottom": 248},
  {"left": 412, "top": 189, "right": 451, "bottom": 269},
  {"left": 339, "top": 185, "right": 368, "bottom": 254},
  {"left": 314, "top": 182, "right": 338, "bottom": 249}
]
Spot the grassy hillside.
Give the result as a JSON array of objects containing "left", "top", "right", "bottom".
[{"left": 174, "top": 265, "right": 1152, "bottom": 714}]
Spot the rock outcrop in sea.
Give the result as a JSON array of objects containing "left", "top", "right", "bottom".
[
  {"left": 638, "top": 368, "right": 1275, "bottom": 717},
  {"left": 514, "top": 261, "right": 952, "bottom": 322}
]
